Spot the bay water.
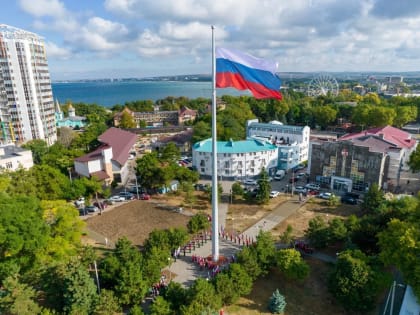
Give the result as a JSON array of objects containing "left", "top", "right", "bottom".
[{"left": 52, "top": 81, "right": 249, "bottom": 107}]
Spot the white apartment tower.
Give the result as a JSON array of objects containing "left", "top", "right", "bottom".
[{"left": 0, "top": 24, "right": 56, "bottom": 145}]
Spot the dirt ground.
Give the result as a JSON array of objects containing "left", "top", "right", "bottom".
[
  {"left": 85, "top": 198, "right": 193, "bottom": 246},
  {"left": 227, "top": 258, "right": 349, "bottom": 315}
]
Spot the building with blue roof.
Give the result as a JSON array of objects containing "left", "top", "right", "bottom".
[
  {"left": 246, "top": 119, "right": 310, "bottom": 170},
  {"left": 192, "top": 138, "right": 278, "bottom": 179}
]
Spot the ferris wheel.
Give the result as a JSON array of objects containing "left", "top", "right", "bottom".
[{"left": 307, "top": 74, "right": 339, "bottom": 97}]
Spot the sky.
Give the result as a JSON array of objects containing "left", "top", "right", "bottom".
[{"left": 2, "top": 0, "right": 420, "bottom": 80}]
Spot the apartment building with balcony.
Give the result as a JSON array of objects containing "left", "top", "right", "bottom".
[
  {"left": 0, "top": 24, "right": 56, "bottom": 145},
  {"left": 246, "top": 119, "right": 310, "bottom": 171}
]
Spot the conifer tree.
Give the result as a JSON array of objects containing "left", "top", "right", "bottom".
[{"left": 268, "top": 289, "right": 286, "bottom": 314}]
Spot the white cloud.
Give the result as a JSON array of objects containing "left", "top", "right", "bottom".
[
  {"left": 15, "top": 0, "right": 420, "bottom": 78},
  {"left": 44, "top": 41, "right": 71, "bottom": 59},
  {"left": 18, "top": 0, "right": 66, "bottom": 17}
]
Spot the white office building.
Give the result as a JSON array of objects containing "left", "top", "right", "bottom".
[
  {"left": 0, "top": 24, "right": 56, "bottom": 145},
  {"left": 246, "top": 119, "right": 310, "bottom": 171},
  {"left": 192, "top": 138, "right": 278, "bottom": 179}
]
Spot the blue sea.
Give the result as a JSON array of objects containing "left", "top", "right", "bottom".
[{"left": 52, "top": 81, "right": 250, "bottom": 107}]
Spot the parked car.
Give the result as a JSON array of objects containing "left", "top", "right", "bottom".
[
  {"left": 108, "top": 195, "right": 125, "bottom": 202},
  {"left": 341, "top": 193, "right": 358, "bottom": 205},
  {"left": 296, "top": 173, "right": 306, "bottom": 179},
  {"left": 319, "top": 192, "right": 333, "bottom": 200},
  {"left": 119, "top": 191, "right": 134, "bottom": 200},
  {"left": 194, "top": 183, "right": 209, "bottom": 191},
  {"left": 305, "top": 183, "right": 320, "bottom": 190},
  {"left": 139, "top": 193, "right": 151, "bottom": 200},
  {"left": 84, "top": 205, "right": 99, "bottom": 213},
  {"left": 74, "top": 197, "right": 85, "bottom": 208},
  {"left": 294, "top": 186, "right": 307, "bottom": 193},
  {"left": 243, "top": 179, "right": 257, "bottom": 186},
  {"left": 269, "top": 190, "right": 280, "bottom": 198}
]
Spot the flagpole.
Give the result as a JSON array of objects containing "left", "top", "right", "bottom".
[{"left": 211, "top": 25, "right": 219, "bottom": 262}]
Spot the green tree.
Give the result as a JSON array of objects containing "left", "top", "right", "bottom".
[
  {"left": 236, "top": 246, "right": 262, "bottom": 280},
  {"left": 312, "top": 106, "right": 337, "bottom": 129},
  {"left": 367, "top": 106, "right": 396, "bottom": 127},
  {"left": 181, "top": 278, "right": 222, "bottom": 315},
  {"left": 328, "top": 250, "right": 382, "bottom": 312},
  {"left": 0, "top": 275, "right": 41, "bottom": 315},
  {"left": 93, "top": 289, "right": 121, "bottom": 315},
  {"left": 149, "top": 296, "right": 172, "bottom": 315},
  {"left": 276, "top": 248, "right": 310, "bottom": 280},
  {"left": 394, "top": 106, "right": 417, "bottom": 127},
  {"left": 256, "top": 167, "right": 270, "bottom": 204},
  {"left": 378, "top": 218, "right": 420, "bottom": 298},
  {"left": 254, "top": 230, "right": 276, "bottom": 274},
  {"left": 128, "top": 305, "right": 145, "bottom": 315},
  {"left": 162, "top": 282, "right": 188, "bottom": 314},
  {"left": 61, "top": 260, "right": 98, "bottom": 315},
  {"left": 100, "top": 237, "right": 149, "bottom": 306},
  {"left": 160, "top": 142, "right": 181, "bottom": 163},
  {"left": 119, "top": 111, "right": 136, "bottom": 128},
  {"left": 0, "top": 196, "right": 49, "bottom": 280},
  {"left": 231, "top": 182, "right": 244, "bottom": 201},
  {"left": 22, "top": 139, "right": 49, "bottom": 164},
  {"left": 136, "top": 152, "right": 161, "bottom": 189},
  {"left": 408, "top": 145, "right": 420, "bottom": 172},
  {"left": 361, "top": 183, "right": 385, "bottom": 213},
  {"left": 328, "top": 218, "right": 348, "bottom": 243},
  {"left": 215, "top": 263, "right": 252, "bottom": 305},
  {"left": 305, "top": 216, "right": 330, "bottom": 248},
  {"left": 40, "top": 200, "right": 85, "bottom": 263},
  {"left": 192, "top": 120, "right": 212, "bottom": 143},
  {"left": 279, "top": 225, "right": 294, "bottom": 244},
  {"left": 187, "top": 213, "right": 210, "bottom": 234},
  {"left": 268, "top": 289, "right": 286, "bottom": 314}
]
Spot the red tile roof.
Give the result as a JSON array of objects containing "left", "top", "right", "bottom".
[
  {"left": 98, "top": 127, "right": 137, "bottom": 166},
  {"left": 339, "top": 125, "right": 416, "bottom": 149},
  {"left": 74, "top": 144, "right": 111, "bottom": 162}
]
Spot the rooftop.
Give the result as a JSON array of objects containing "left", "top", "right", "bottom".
[
  {"left": 339, "top": 125, "right": 416, "bottom": 149},
  {"left": 98, "top": 127, "right": 137, "bottom": 166},
  {"left": 193, "top": 138, "right": 277, "bottom": 154}
]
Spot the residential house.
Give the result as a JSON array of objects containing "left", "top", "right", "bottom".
[{"left": 74, "top": 127, "right": 137, "bottom": 185}]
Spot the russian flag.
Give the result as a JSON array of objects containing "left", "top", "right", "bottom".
[{"left": 216, "top": 47, "right": 282, "bottom": 100}]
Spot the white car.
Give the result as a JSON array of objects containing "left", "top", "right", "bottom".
[
  {"left": 305, "top": 183, "right": 320, "bottom": 190},
  {"left": 294, "top": 186, "right": 307, "bottom": 193},
  {"left": 109, "top": 195, "right": 125, "bottom": 202},
  {"left": 269, "top": 190, "right": 280, "bottom": 198},
  {"left": 319, "top": 192, "right": 333, "bottom": 200},
  {"left": 243, "top": 179, "right": 257, "bottom": 186}
]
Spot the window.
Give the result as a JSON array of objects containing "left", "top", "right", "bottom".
[
  {"left": 6, "top": 161, "right": 12, "bottom": 169},
  {"left": 224, "top": 161, "right": 229, "bottom": 168},
  {"left": 201, "top": 168, "right": 205, "bottom": 173},
  {"left": 200, "top": 160, "right": 205, "bottom": 167}
]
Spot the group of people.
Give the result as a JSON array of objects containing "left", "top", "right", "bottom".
[
  {"left": 191, "top": 254, "right": 233, "bottom": 278},
  {"left": 150, "top": 275, "right": 167, "bottom": 298},
  {"left": 219, "top": 225, "right": 255, "bottom": 247}
]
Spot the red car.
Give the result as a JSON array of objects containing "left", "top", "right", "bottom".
[{"left": 139, "top": 193, "right": 151, "bottom": 200}]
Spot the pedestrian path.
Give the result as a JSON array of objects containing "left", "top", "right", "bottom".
[{"left": 167, "top": 195, "right": 309, "bottom": 286}]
